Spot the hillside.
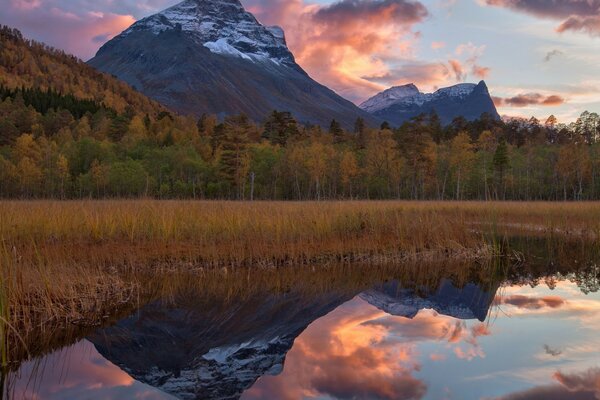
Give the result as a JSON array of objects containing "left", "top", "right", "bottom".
[
  {"left": 0, "top": 25, "right": 164, "bottom": 116},
  {"left": 87, "top": 0, "right": 378, "bottom": 128}
]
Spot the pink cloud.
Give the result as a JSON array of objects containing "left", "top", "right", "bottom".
[
  {"left": 1, "top": 2, "right": 135, "bottom": 59},
  {"left": 245, "top": 0, "right": 430, "bottom": 102}
]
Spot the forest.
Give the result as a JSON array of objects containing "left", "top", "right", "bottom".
[
  {"left": 2, "top": 24, "right": 600, "bottom": 201},
  {"left": 1, "top": 84, "right": 600, "bottom": 200}
]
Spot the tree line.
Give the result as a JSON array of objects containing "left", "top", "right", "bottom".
[{"left": 2, "top": 85, "right": 600, "bottom": 201}]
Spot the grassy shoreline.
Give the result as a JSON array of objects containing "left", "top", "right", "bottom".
[{"left": 2, "top": 200, "right": 600, "bottom": 370}]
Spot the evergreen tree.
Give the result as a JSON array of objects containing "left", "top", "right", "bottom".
[
  {"left": 263, "top": 110, "right": 299, "bottom": 146},
  {"left": 329, "top": 119, "right": 345, "bottom": 144}
]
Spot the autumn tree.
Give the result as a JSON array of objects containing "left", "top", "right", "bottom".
[
  {"left": 493, "top": 138, "right": 509, "bottom": 200},
  {"left": 339, "top": 150, "right": 359, "bottom": 198},
  {"left": 450, "top": 132, "right": 475, "bottom": 200}
]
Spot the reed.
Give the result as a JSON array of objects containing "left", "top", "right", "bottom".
[{"left": 1, "top": 200, "right": 600, "bottom": 369}]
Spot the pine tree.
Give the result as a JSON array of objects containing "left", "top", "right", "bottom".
[
  {"left": 219, "top": 115, "right": 251, "bottom": 199},
  {"left": 329, "top": 119, "right": 345, "bottom": 144}
]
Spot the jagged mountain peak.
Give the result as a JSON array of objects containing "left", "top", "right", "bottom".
[
  {"left": 359, "top": 80, "right": 499, "bottom": 125},
  {"left": 115, "top": 0, "right": 294, "bottom": 65}
]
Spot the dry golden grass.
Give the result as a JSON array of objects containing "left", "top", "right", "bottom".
[{"left": 1, "top": 200, "right": 600, "bottom": 369}]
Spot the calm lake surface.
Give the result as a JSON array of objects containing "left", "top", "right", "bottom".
[{"left": 4, "top": 260, "right": 600, "bottom": 400}]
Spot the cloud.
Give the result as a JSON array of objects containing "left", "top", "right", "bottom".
[
  {"left": 312, "top": 0, "right": 428, "bottom": 25},
  {"left": 500, "top": 294, "right": 566, "bottom": 308},
  {"left": 483, "top": 0, "right": 600, "bottom": 37},
  {"left": 362, "top": 62, "right": 451, "bottom": 88},
  {"left": 544, "top": 49, "right": 564, "bottom": 62},
  {"left": 557, "top": 15, "right": 600, "bottom": 36},
  {"left": 543, "top": 344, "right": 563, "bottom": 357},
  {"left": 250, "top": 0, "right": 431, "bottom": 102},
  {"left": 492, "top": 367, "right": 600, "bottom": 400},
  {"left": 494, "top": 94, "right": 566, "bottom": 107},
  {"left": 1, "top": 1, "right": 139, "bottom": 59},
  {"left": 449, "top": 59, "right": 467, "bottom": 81},
  {"left": 483, "top": 0, "right": 600, "bottom": 19},
  {"left": 472, "top": 65, "right": 491, "bottom": 78}
]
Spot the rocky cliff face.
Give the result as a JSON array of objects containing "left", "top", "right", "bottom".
[
  {"left": 88, "top": 0, "right": 377, "bottom": 128},
  {"left": 360, "top": 81, "right": 500, "bottom": 126}
]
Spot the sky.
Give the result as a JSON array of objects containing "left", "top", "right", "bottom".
[{"left": 3, "top": 0, "right": 600, "bottom": 122}]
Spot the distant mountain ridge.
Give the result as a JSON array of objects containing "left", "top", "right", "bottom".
[
  {"left": 88, "top": 0, "right": 377, "bottom": 127},
  {"left": 360, "top": 81, "right": 500, "bottom": 126}
]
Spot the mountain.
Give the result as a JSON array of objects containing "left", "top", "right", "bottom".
[
  {"left": 360, "top": 81, "right": 500, "bottom": 126},
  {"left": 88, "top": 279, "right": 499, "bottom": 400},
  {"left": 89, "top": 291, "right": 353, "bottom": 400},
  {"left": 360, "top": 279, "right": 500, "bottom": 322},
  {"left": 0, "top": 25, "right": 164, "bottom": 116},
  {"left": 88, "top": 0, "right": 377, "bottom": 128}
]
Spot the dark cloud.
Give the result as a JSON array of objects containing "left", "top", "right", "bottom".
[
  {"left": 313, "top": 0, "right": 428, "bottom": 26},
  {"left": 494, "top": 94, "right": 566, "bottom": 108},
  {"left": 543, "top": 344, "right": 562, "bottom": 357},
  {"left": 484, "top": 0, "right": 600, "bottom": 36},
  {"left": 484, "top": 0, "right": 600, "bottom": 19},
  {"left": 544, "top": 49, "right": 564, "bottom": 62},
  {"left": 92, "top": 33, "right": 111, "bottom": 43}
]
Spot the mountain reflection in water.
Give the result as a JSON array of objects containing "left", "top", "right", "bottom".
[{"left": 3, "top": 263, "right": 600, "bottom": 400}]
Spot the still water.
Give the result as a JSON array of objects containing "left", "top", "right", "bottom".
[{"left": 4, "top": 263, "right": 600, "bottom": 400}]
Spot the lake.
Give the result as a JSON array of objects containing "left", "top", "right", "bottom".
[{"left": 3, "top": 259, "right": 600, "bottom": 400}]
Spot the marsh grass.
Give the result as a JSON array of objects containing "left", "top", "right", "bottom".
[{"left": 2, "top": 200, "right": 600, "bottom": 370}]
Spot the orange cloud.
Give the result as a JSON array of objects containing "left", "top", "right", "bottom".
[
  {"left": 245, "top": 298, "right": 497, "bottom": 399},
  {"left": 246, "top": 0, "right": 429, "bottom": 102},
  {"left": 449, "top": 59, "right": 466, "bottom": 81}
]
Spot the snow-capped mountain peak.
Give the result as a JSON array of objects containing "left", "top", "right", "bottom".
[
  {"left": 359, "top": 84, "right": 422, "bottom": 113},
  {"left": 359, "top": 80, "right": 499, "bottom": 125},
  {"left": 119, "top": 0, "right": 294, "bottom": 65},
  {"left": 434, "top": 83, "right": 477, "bottom": 98}
]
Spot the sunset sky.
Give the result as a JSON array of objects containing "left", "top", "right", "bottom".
[{"left": 3, "top": 0, "right": 600, "bottom": 122}]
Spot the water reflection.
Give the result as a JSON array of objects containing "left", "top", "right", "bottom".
[{"left": 3, "top": 262, "right": 600, "bottom": 400}]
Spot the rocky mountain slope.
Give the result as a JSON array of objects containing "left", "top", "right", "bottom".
[
  {"left": 88, "top": 0, "right": 377, "bottom": 127},
  {"left": 360, "top": 81, "right": 500, "bottom": 126}
]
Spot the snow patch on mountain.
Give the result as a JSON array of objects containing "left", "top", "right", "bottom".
[
  {"left": 137, "top": 336, "right": 293, "bottom": 400},
  {"left": 360, "top": 84, "right": 421, "bottom": 113},
  {"left": 119, "top": 0, "right": 293, "bottom": 65},
  {"left": 360, "top": 83, "right": 478, "bottom": 113}
]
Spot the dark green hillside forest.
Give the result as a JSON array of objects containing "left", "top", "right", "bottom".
[{"left": 1, "top": 25, "right": 600, "bottom": 200}]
